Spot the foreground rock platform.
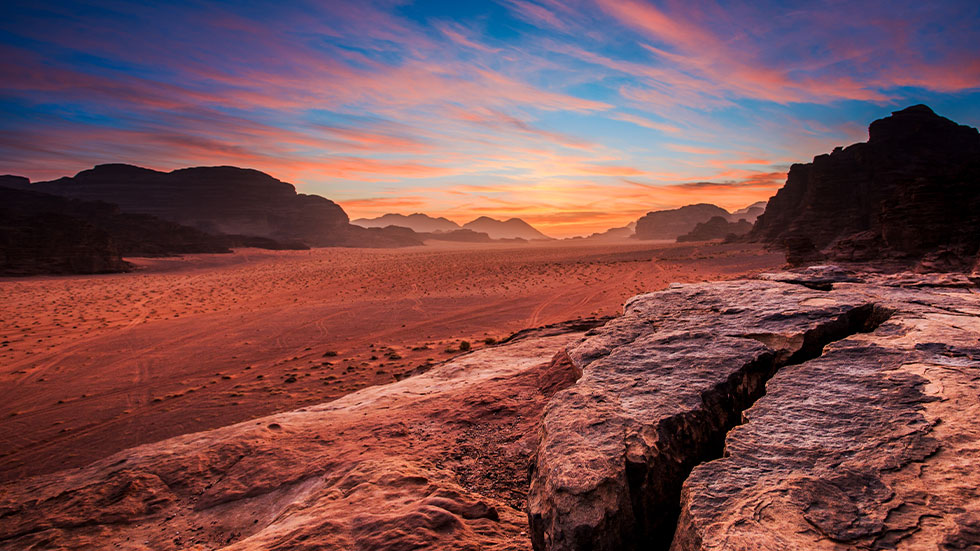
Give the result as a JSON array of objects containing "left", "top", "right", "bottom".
[
  {"left": 2, "top": 269, "right": 977, "bottom": 551},
  {"left": 0, "top": 321, "right": 597, "bottom": 551},
  {"left": 529, "top": 268, "right": 980, "bottom": 550}
]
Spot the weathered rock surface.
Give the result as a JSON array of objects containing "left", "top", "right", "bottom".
[
  {"left": 635, "top": 204, "right": 731, "bottom": 241},
  {"left": 676, "top": 216, "right": 752, "bottom": 243},
  {"left": 751, "top": 105, "right": 980, "bottom": 269},
  {"left": 672, "top": 274, "right": 980, "bottom": 550},
  {"left": 25, "top": 164, "right": 422, "bottom": 248},
  {"left": 0, "top": 322, "right": 597, "bottom": 551},
  {"left": 528, "top": 272, "right": 980, "bottom": 550}
]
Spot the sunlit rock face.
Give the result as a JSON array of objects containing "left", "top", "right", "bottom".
[
  {"left": 0, "top": 322, "right": 595, "bottom": 551},
  {"left": 528, "top": 268, "right": 980, "bottom": 551},
  {"left": 751, "top": 105, "right": 980, "bottom": 269}
]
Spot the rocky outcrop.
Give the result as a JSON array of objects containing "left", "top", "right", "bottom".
[
  {"left": 0, "top": 186, "right": 309, "bottom": 275},
  {"left": 462, "top": 216, "right": 552, "bottom": 240},
  {"left": 576, "top": 224, "right": 636, "bottom": 242},
  {"left": 528, "top": 270, "right": 979, "bottom": 550},
  {"left": 671, "top": 271, "right": 980, "bottom": 550},
  {"left": 0, "top": 175, "right": 30, "bottom": 190},
  {"left": 635, "top": 204, "right": 729, "bottom": 240},
  {"left": 729, "top": 201, "right": 766, "bottom": 223},
  {"left": 751, "top": 105, "right": 980, "bottom": 269},
  {"left": 352, "top": 213, "right": 462, "bottom": 233},
  {"left": 676, "top": 216, "right": 752, "bottom": 242},
  {"left": 0, "top": 322, "right": 602, "bottom": 550},
  {"left": 26, "top": 164, "right": 421, "bottom": 248},
  {"left": 0, "top": 212, "right": 131, "bottom": 275}
]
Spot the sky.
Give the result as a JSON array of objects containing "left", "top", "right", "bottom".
[{"left": 1, "top": 1, "right": 979, "bottom": 237}]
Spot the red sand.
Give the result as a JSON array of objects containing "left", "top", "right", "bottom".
[{"left": 0, "top": 240, "right": 782, "bottom": 481}]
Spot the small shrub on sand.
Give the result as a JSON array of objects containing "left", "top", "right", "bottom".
[{"left": 459, "top": 340, "right": 471, "bottom": 351}]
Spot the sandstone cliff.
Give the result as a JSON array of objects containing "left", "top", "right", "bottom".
[{"left": 751, "top": 105, "right": 980, "bottom": 269}]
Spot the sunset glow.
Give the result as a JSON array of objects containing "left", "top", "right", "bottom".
[{"left": 2, "top": 1, "right": 979, "bottom": 236}]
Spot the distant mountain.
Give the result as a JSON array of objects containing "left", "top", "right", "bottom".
[
  {"left": 578, "top": 225, "right": 635, "bottom": 242},
  {"left": 23, "top": 164, "right": 421, "bottom": 248},
  {"left": 635, "top": 203, "right": 729, "bottom": 240},
  {"left": 730, "top": 201, "right": 767, "bottom": 223},
  {"left": 751, "top": 104, "right": 980, "bottom": 270},
  {"left": 676, "top": 216, "right": 753, "bottom": 242},
  {"left": 461, "top": 216, "right": 551, "bottom": 240},
  {"left": 352, "top": 213, "right": 461, "bottom": 233}
]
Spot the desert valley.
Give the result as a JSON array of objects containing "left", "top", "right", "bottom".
[{"left": 2, "top": 2, "right": 980, "bottom": 550}]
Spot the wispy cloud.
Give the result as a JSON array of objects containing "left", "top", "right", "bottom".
[{"left": 1, "top": 0, "right": 978, "bottom": 236}]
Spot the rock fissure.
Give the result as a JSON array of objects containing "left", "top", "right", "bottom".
[
  {"left": 528, "top": 281, "right": 900, "bottom": 551},
  {"left": 637, "top": 303, "right": 894, "bottom": 551}
]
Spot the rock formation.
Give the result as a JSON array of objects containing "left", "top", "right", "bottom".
[
  {"left": 0, "top": 211, "right": 131, "bottom": 275},
  {"left": 352, "top": 213, "right": 462, "bottom": 233},
  {"left": 0, "top": 186, "right": 309, "bottom": 275},
  {"left": 462, "top": 216, "right": 552, "bottom": 240},
  {"left": 751, "top": 105, "right": 980, "bottom": 269},
  {"left": 25, "top": 164, "right": 422, "bottom": 248},
  {"left": 528, "top": 269, "right": 979, "bottom": 550},
  {"left": 635, "top": 204, "right": 729, "bottom": 240},
  {"left": 728, "top": 201, "right": 766, "bottom": 223},
  {"left": 577, "top": 224, "right": 636, "bottom": 242},
  {"left": 676, "top": 216, "right": 752, "bottom": 242},
  {"left": 2, "top": 269, "right": 975, "bottom": 549},
  {"left": 0, "top": 175, "right": 31, "bottom": 190},
  {"left": 0, "top": 321, "right": 600, "bottom": 550}
]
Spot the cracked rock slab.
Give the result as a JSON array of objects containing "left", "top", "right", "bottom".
[
  {"left": 528, "top": 280, "right": 889, "bottom": 550},
  {"left": 672, "top": 281, "right": 980, "bottom": 551}
]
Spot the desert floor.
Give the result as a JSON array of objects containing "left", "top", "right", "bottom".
[{"left": 0, "top": 240, "right": 782, "bottom": 482}]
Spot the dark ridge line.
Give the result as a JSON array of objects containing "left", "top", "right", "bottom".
[{"left": 638, "top": 303, "right": 895, "bottom": 551}]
